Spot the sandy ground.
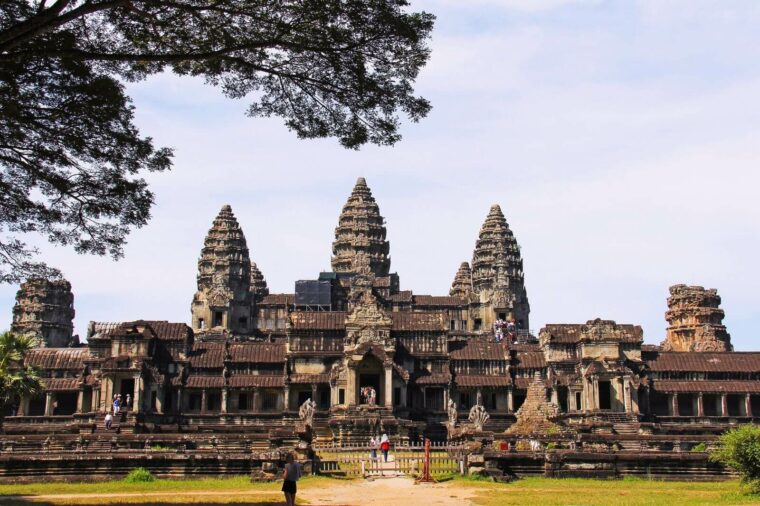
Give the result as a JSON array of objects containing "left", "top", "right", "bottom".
[{"left": 2, "top": 477, "right": 480, "bottom": 506}]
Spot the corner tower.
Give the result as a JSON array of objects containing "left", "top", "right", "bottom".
[
  {"left": 11, "top": 278, "right": 75, "bottom": 347},
  {"left": 331, "top": 177, "right": 390, "bottom": 276},
  {"left": 471, "top": 204, "right": 530, "bottom": 329},
  {"left": 662, "top": 284, "right": 732, "bottom": 352},
  {"left": 191, "top": 205, "right": 253, "bottom": 334}
]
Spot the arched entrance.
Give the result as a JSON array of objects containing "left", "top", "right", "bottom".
[{"left": 356, "top": 355, "right": 384, "bottom": 406}]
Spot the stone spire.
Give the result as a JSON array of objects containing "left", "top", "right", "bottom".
[
  {"left": 249, "top": 262, "right": 269, "bottom": 301},
  {"left": 191, "top": 205, "right": 253, "bottom": 334},
  {"left": 450, "top": 262, "right": 473, "bottom": 298},
  {"left": 471, "top": 204, "right": 530, "bottom": 328},
  {"left": 331, "top": 177, "right": 390, "bottom": 277},
  {"left": 661, "top": 284, "right": 732, "bottom": 352},
  {"left": 12, "top": 278, "right": 75, "bottom": 347}
]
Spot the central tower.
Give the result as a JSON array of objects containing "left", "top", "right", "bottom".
[{"left": 331, "top": 177, "right": 390, "bottom": 276}]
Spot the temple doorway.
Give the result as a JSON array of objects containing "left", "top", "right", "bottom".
[
  {"left": 118, "top": 378, "right": 135, "bottom": 408},
  {"left": 356, "top": 355, "right": 384, "bottom": 405}
]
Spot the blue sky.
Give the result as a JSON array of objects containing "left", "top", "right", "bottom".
[{"left": 1, "top": 0, "right": 758, "bottom": 348}]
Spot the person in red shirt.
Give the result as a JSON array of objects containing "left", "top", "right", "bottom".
[{"left": 380, "top": 434, "right": 390, "bottom": 462}]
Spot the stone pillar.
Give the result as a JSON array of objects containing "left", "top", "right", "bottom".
[
  {"left": 311, "top": 384, "right": 318, "bottom": 405},
  {"left": 384, "top": 365, "right": 393, "bottom": 408},
  {"left": 16, "top": 396, "right": 26, "bottom": 416},
  {"left": 697, "top": 393, "right": 704, "bottom": 417},
  {"left": 93, "top": 386, "right": 101, "bottom": 414},
  {"left": 631, "top": 386, "right": 640, "bottom": 414},
  {"left": 592, "top": 378, "right": 599, "bottom": 411},
  {"left": 44, "top": 392, "right": 54, "bottom": 416},
  {"left": 476, "top": 387, "right": 483, "bottom": 406},
  {"left": 422, "top": 387, "right": 427, "bottom": 409},
  {"left": 550, "top": 388, "right": 558, "bottom": 406},
  {"left": 201, "top": 389, "right": 207, "bottom": 414},
  {"left": 283, "top": 385, "right": 290, "bottom": 411},
  {"left": 568, "top": 390, "right": 577, "bottom": 412},
  {"left": 746, "top": 394, "right": 753, "bottom": 417},
  {"left": 400, "top": 385, "right": 407, "bottom": 408},
  {"left": 671, "top": 394, "right": 679, "bottom": 416},
  {"left": 156, "top": 386, "right": 164, "bottom": 414},
  {"left": 330, "top": 385, "right": 338, "bottom": 406},
  {"left": 721, "top": 394, "right": 728, "bottom": 417},
  {"left": 133, "top": 377, "right": 142, "bottom": 414},
  {"left": 76, "top": 390, "right": 84, "bottom": 413},
  {"left": 221, "top": 388, "right": 228, "bottom": 414},
  {"left": 253, "top": 389, "right": 260, "bottom": 413},
  {"left": 507, "top": 388, "right": 514, "bottom": 413},
  {"left": 347, "top": 367, "right": 356, "bottom": 406},
  {"left": 177, "top": 387, "right": 184, "bottom": 413},
  {"left": 443, "top": 388, "right": 450, "bottom": 411}
]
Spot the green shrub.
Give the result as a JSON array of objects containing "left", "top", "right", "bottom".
[
  {"left": 124, "top": 467, "right": 155, "bottom": 483},
  {"left": 546, "top": 442, "right": 558, "bottom": 450},
  {"left": 691, "top": 442, "right": 707, "bottom": 452},
  {"left": 710, "top": 425, "right": 760, "bottom": 493}
]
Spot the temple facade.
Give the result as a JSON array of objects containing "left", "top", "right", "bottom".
[{"left": 4, "top": 178, "right": 758, "bottom": 446}]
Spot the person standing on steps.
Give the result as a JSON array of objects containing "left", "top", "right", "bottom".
[
  {"left": 281, "top": 453, "right": 301, "bottom": 506},
  {"left": 380, "top": 434, "right": 390, "bottom": 462},
  {"left": 370, "top": 436, "right": 378, "bottom": 460},
  {"left": 104, "top": 412, "right": 112, "bottom": 430}
]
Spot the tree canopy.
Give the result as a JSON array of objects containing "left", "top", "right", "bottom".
[
  {"left": 0, "top": 0, "right": 434, "bottom": 283},
  {"left": 710, "top": 424, "right": 760, "bottom": 492},
  {"left": 0, "top": 331, "right": 42, "bottom": 410}
]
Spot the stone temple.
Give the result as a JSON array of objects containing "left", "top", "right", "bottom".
[{"left": 1, "top": 177, "right": 756, "bottom": 480}]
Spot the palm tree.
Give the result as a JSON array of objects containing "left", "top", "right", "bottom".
[{"left": 0, "top": 332, "right": 42, "bottom": 410}]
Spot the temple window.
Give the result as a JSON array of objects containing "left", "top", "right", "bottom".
[
  {"left": 213, "top": 311, "right": 223, "bottom": 327},
  {"left": 339, "top": 389, "right": 345, "bottom": 404},
  {"left": 198, "top": 318, "right": 205, "bottom": 330},
  {"left": 474, "top": 319, "right": 482, "bottom": 331},
  {"left": 238, "top": 317, "right": 247, "bottom": 329},
  {"left": 450, "top": 320, "right": 456, "bottom": 330}
]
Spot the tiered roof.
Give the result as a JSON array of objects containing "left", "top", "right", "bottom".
[
  {"left": 450, "top": 262, "right": 473, "bottom": 297},
  {"left": 471, "top": 205, "right": 525, "bottom": 295}
]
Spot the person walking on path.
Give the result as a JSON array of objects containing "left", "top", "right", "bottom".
[
  {"left": 380, "top": 434, "right": 390, "bottom": 462},
  {"left": 113, "top": 396, "right": 120, "bottom": 415},
  {"left": 370, "top": 436, "right": 378, "bottom": 459},
  {"left": 104, "top": 412, "right": 112, "bottom": 430},
  {"left": 281, "top": 453, "right": 301, "bottom": 506}
]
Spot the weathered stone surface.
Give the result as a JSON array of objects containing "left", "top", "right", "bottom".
[
  {"left": 662, "top": 284, "right": 732, "bottom": 352},
  {"left": 249, "top": 262, "right": 269, "bottom": 301},
  {"left": 470, "top": 204, "right": 530, "bottom": 328},
  {"left": 331, "top": 177, "right": 390, "bottom": 277},
  {"left": 12, "top": 278, "right": 75, "bottom": 347},
  {"left": 507, "top": 373, "right": 560, "bottom": 436}
]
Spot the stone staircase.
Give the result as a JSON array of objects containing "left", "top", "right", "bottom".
[{"left": 93, "top": 411, "right": 137, "bottom": 434}]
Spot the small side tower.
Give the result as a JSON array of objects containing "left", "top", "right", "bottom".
[
  {"left": 662, "top": 284, "right": 732, "bottom": 352},
  {"left": 450, "top": 262, "right": 473, "bottom": 298},
  {"left": 11, "top": 278, "right": 75, "bottom": 347},
  {"left": 191, "top": 205, "right": 254, "bottom": 334}
]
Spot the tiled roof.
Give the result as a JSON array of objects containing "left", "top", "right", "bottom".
[
  {"left": 514, "top": 351, "right": 547, "bottom": 369},
  {"left": 25, "top": 348, "right": 88, "bottom": 370},
  {"left": 289, "top": 373, "right": 330, "bottom": 384},
  {"left": 653, "top": 380, "right": 760, "bottom": 394},
  {"left": 449, "top": 340, "right": 507, "bottom": 360},
  {"left": 510, "top": 342, "right": 541, "bottom": 352},
  {"left": 185, "top": 375, "right": 224, "bottom": 388},
  {"left": 228, "top": 374, "right": 284, "bottom": 388},
  {"left": 260, "top": 293, "right": 294, "bottom": 305},
  {"left": 189, "top": 342, "right": 224, "bottom": 368},
  {"left": 388, "top": 291, "right": 413, "bottom": 303},
  {"left": 514, "top": 377, "right": 549, "bottom": 389},
  {"left": 230, "top": 343, "right": 285, "bottom": 363},
  {"left": 414, "top": 295, "right": 466, "bottom": 307},
  {"left": 455, "top": 374, "right": 511, "bottom": 387},
  {"left": 290, "top": 312, "right": 347, "bottom": 330},
  {"left": 540, "top": 324, "right": 584, "bottom": 343},
  {"left": 411, "top": 372, "right": 452, "bottom": 385},
  {"left": 391, "top": 311, "right": 446, "bottom": 331},
  {"left": 42, "top": 377, "right": 81, "bottom": 391},
  {"left": 89, "top": 321, "right": 190, "bottom": 340},
  {"left": 647, "top": 352, "right": 760, "bottom": 373}
]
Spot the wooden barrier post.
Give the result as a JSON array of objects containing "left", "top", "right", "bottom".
[{"left": 418, "top": 438, "right": 435, "bottom": 483}]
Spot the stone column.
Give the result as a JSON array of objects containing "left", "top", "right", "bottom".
[
  {"left": 330, "top": 385, "right": 338, "bottom": 406},
  {"left": 283, "top": 386, "right": 290, "bottom": 411},
  {"left": 746, "top": 394, "right": 753, "bottom": 417},
  {"left": 422, "top": 387, "right": 427, "bottom": 409},
  {"left": 16, "top": 396, "right": 26, "bottom": 416},
  {"left": 568, "top": 390, "right": 577, "bottom": 412},
  {"left": 443, "top": 388, "right": 450, "bottom": 412},
  {"left": 253, "top": 389, "right": 260, "bottom": 413},
  {"left": 76, "top": 390, "right": 84, "bottom": 413},
  {"left": 476, "top": 387, "right": 483, "bottom": 406},
  {"left": 507, "top": 388, "right": 514, "bottom": 413},
  {"left": 133, "top": 377, "right": 142, "bottom": 414},
  {"left": 44, "top": 392, "right": 54, "bottom": 416},
  {"left": 346, "top": 367, "right": 356, "bottom": 406},
  {"left": 156, "top": 386, "right": 164, "bottom": 414},
  {"left": 93, "top": 386, "right": 101, "bottom": 414},
  {"left": 400, "top": 385, "right": 407, "bottom": 408},
  {"left": 201, "top": 389, "right": 207, "bottom": 414},
  {"left": 721, "top": 394, "right": 728, "bottom": 417},
  {"left": 592, "top": 378, "right": 599, "bottom": 411},
  {"left": 671, "top": 394, "right": 679, "bottom": 416},
  {"left": 311, "top": 384, "right": 318, "bottom": 405},
  {"left": 221, "top": 388, "right": 228, "bottom": 414},
  {"left": 177, "top": 387, "right": 184, "bottom": 413},
  {"left": 384, "top": 365, "right": 393, "bottom": 408},
  {"left": 631, "top": 386, "right": 640, "bottom": 414},
  {"left": 697, "top": 393, "right": 704, "bottom": 417},
  {"left": 623, "top": 379, "right": 632, "bottom": 413}
]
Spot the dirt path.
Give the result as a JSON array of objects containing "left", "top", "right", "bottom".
[{"left": 3, "top": 477, "right": 480, "bottom": 505}]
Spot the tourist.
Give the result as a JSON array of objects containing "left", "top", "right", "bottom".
[
  {"left": 369, "top": 436, "right": 378, "bottom": 459},
  {"left": 126, "top": 393, "right": 131, "bottom": 410},
  {"left": 104, "top": 412, "right": 112, "bottom": 430},
  {"left": 113, "top": 395, "right": 120, "bottom": 415},
  {"left": 369, "top": 387, "right": 376, "bottom": 406},
  {"left": 281, "top": 453, "right": 301, "bottom": 506},
  {"left": 380, "top": 433, "right": 390, "bottom": 462}
]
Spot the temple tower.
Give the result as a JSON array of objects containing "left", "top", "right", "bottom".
[
  {"left": 331, "top": 177, "right": 390, "bottom": 276},
  {"left": 470, "top": 204, "right": 530, "bottom": 329},
  {"left": 662, "top": 284, "right": 732, "bottom": 352},
  {"left": 11, "top": 278, "right": 75, "bottom": 347},
  {"left": 250, "top": 262, "right": 269, "bottom": 302},
  {"left": 191, "top": 205, "right": 254, "bottom": 334},
  {"left": 450, "top": 262, "right": 473, "bottom": 298}
]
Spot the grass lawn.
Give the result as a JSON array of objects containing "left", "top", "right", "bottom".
[{"left": 461, "top": 476, "right": 760, "bottom": 506}]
